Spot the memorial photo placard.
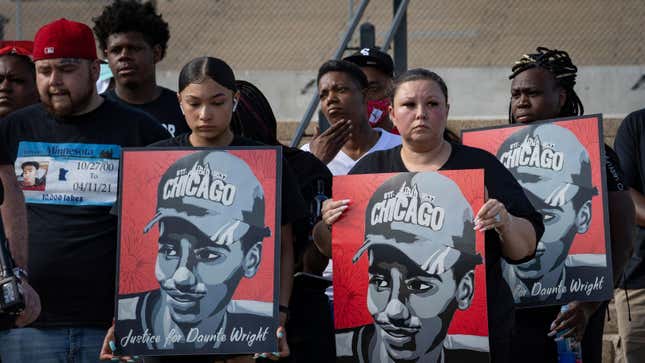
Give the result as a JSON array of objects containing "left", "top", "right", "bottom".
[
  {"left": 333, "top": 170, "right": 489, "bottom": 363},
  {"left": 462, "top": 115, "right": 613, "bottom": 307},
  {"left": 115, "top": 147, "right": 281, "bottom": 356}
]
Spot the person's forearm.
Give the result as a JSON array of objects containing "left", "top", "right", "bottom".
[
  {"left": 498, "top": 215, "right": 537, "bottom": 261},
  {"left": 0, "top": 165, "right": 28, "bottom": 268},
  {"left": 609, "top": 190, "right": 635, "bottom": 282},
  {"left": 279, "top": 224, "right": 294, "bottom": 321},
  {"left": 301, "top": 243, "right": 330, "bottom": 275},
  {"left": 629, "top": 189, "right": 645, "bottom": 227},
  {"left": 312, "top": 220, "right": 332, "bottom": 258}
]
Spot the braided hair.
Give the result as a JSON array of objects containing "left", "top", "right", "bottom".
[
  {"left": 231, "top": 80, "right": 280, "bottom": 145},
  {"left": 509, "top": 47, "right": 584, "bottom": 122}
]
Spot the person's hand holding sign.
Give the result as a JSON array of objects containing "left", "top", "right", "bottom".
[
  {"left": 311, "top": 198, "right": 350, "bottom": 258},
  {"left": 475, "top": 195, "right": 537, "bottom": 262}
]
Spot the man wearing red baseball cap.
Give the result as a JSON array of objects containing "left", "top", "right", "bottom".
[{"left": 0, "top": 18, "right": 170, "bottom": 362}]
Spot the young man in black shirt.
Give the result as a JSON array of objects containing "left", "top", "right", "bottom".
[
  {"left": 0, "top": 18, "right": 169, "bottom": 362},
  {"left": 93, "top": 0, "right": 189, "bottom": 137}
]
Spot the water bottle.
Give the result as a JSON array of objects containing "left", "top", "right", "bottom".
[{"left": 556, "top": 305, "right": 583, "bottom": 363}]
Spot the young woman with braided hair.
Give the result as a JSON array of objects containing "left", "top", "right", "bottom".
[{"left": 507, "top": 47, "right": 634, "bottom": 363}]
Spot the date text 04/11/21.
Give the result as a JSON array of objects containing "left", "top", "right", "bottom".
[{"left": 73, "top": 182, "right": 114, "bottom": 193}]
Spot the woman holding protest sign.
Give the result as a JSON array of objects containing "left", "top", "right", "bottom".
[
  {"left": 100, "top": 56, "right": 305, "bottom": 363},
  {"left": 315, "top": 68, "right": 544, "bottom": 363}
]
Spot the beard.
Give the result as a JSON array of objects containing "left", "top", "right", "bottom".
[{"left": 43, "top": 79, "right": 95, "bottom": 118}]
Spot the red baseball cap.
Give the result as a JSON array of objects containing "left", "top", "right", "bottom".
[
  {"left": 33, "top": 18, "right": 97, "bottom": 61},
  {"left": 0, "top": 40, "right": 34, "bottom": 58}
]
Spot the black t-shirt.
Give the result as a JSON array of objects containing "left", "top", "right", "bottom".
[
  {"left": 0, "top": 137, "right": 9, "bottom": 165},
  {"left": 350, "top": 143, "right": 545, "bottom": 363},
  {"left": 104, "top": 87, "right": 190, "bottom": 138},
  {"left": 615, "top": 108, "right": 645, "bottom": 288},
  {"left": 605, "top": 144, "right": 626, "bottom": 192},
  {"left": 0, "top": 100, "right": 170, "bottom": 328},
  {"left": 149, "top": 133, "right": 306, "bottom": 227},
  {"left": 281, "top": 147, "right": 332, "bottom": 270}
]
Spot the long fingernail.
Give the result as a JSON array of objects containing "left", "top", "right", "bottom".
[
  {"left": 342, "top": 199, "right": 351, "bottom": 203},
  {"left": 260, "top": 353, "right": 267, "bottom": 358},
  {"left": 547, "top": 330, "right": 556, "bottom": 337},
  {"left": 272, "top": 352, "right": 281, "bottom": 357},
  {"left": 277, "top": 330, "right": 284, "bottom": 338},
  {"left": 109, "top": 340, "right": 116, "bottom": 352},
  {"left": 253, "top": 353, "right": 260, "bottom": 359}
]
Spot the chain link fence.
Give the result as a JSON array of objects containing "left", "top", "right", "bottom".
[
  {"left": 1, "top": 0, "right": 643, "bottom": 140},
  {"left": 1, "top": 0, "right": 643, "bottom": 71}
]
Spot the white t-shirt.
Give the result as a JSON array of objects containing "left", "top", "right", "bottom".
[
  {"left": 301, "top": 128, "right": 401, "bottom": 299},
  {"left": 301, "top": 128, "right": 401, "bottom": 176}
]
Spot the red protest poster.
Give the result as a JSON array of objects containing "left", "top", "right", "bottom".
[
  {"left": 462, "top": 115, "right": 612, "bottom": 307},
  {"left": 115, "top": 147, "right": 280, "bottom": 356},
  {"left": 333, "top": 170, "right": 489, "bottom": 362}
]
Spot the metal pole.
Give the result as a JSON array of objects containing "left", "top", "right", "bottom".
[
  {"left": 290, "top": 0, "right": 370, "bottom": 147},
  {"left": 15, "top": 0, "right": 22, "bottom": 40},
  {"left": 360, "top": 22, "right": 376, "bottom": 48},
  {"left": 382, "top": 0, "right": 408, "bottom": 75}
]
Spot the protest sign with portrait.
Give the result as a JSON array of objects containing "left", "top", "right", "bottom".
[
  {"left": 333, "top": 170, "right": 489, "bottom": 363},
  {"left": 462, "top": 115, "right": 612, "bottom": 307},
  {"left": 115, "top": 147, "right": 281, "bottom": 356}
]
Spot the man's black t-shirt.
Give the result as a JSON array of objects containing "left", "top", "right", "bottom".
[
  {"left": 149, "top": 133, "right": 306, "bottom": 227},
  {"left": 615, "top": 108, "right": 645, "bottom": 288},
  {"left": 350, "top": 143, "right": 545, "bottom": 363},
  {"left": 605, "top": 144, "right": 626, "bottom": 192},
  {"left": 0, "top": 138, "right": 9, "bottom": 165},
  {"left": 0, "top": 100, "right": 170, "bottom": 328},
  {"left": 104, "top": 87, "right": 190, "bottom": 137}
]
